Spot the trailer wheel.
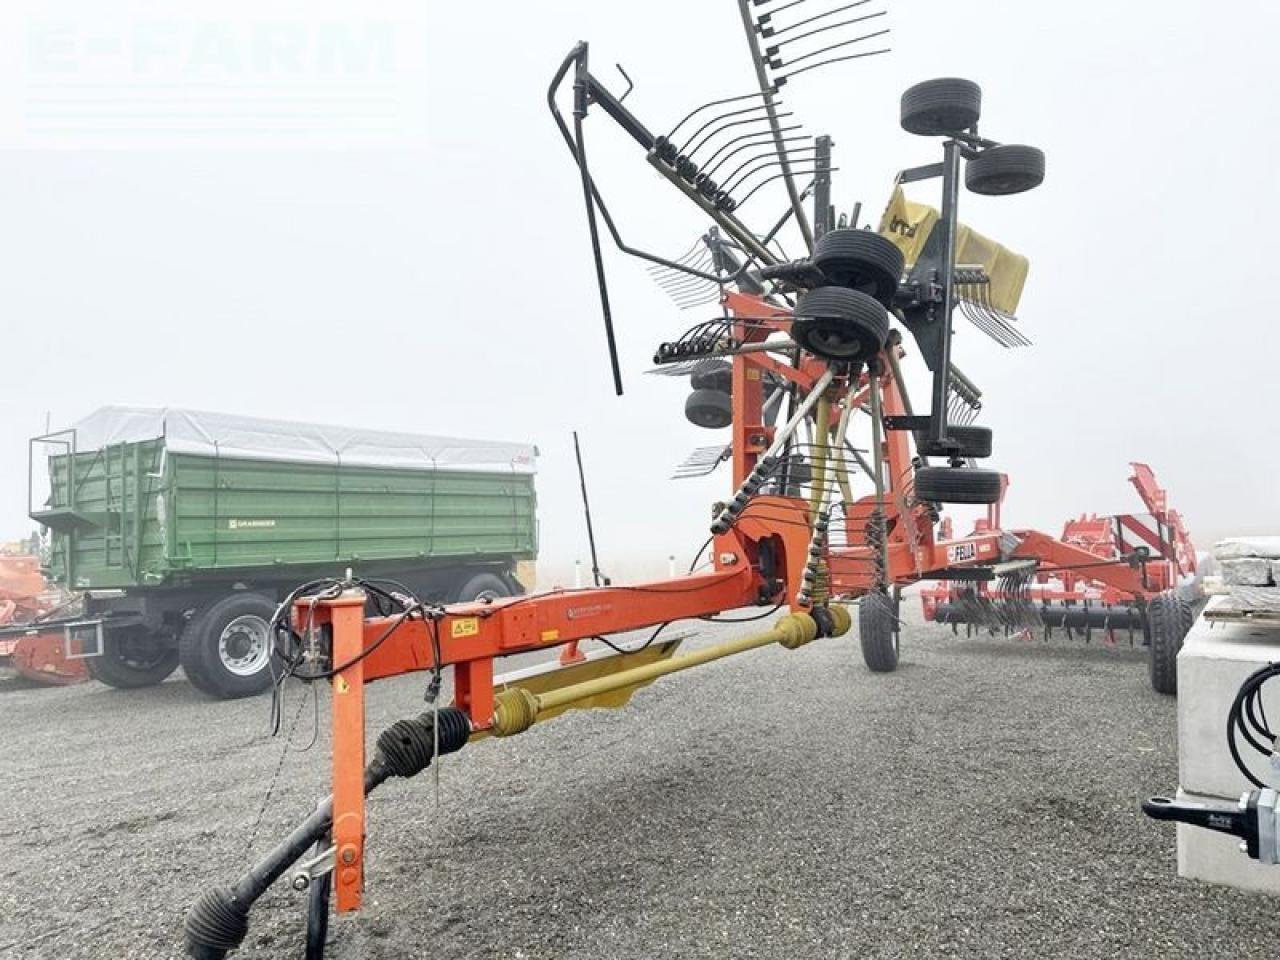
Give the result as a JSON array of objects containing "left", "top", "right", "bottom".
[
  {"left": 86, "top": 626, "right": 180, "bottom": 689},
  {"left": 455, "top": 572, "right": 512, "bottom": 604},
  {"left": 913, "top": 465, "right": 1003, "bottom": 504},
  {"left": 811, "top": 229, "right": 905, "bottom": 306},
  {"left": 860, "top": 591, "right": 900, "bottom": 672},
  {"left": 1147, "top": 591, "right": 1188, "bottom": 696},
  {"left": 914, "top": 424, "right": 993, "bottom": 459},
  {"left": 900, "top": 78, "right": 981, "bottom": 136},
  {"left": 966, "top": 144, "right": 1045, "bottom": 196},
  {"left": 792, "top": 287, "right": 889, "bottom": 362},
  {"left": 685, "top": 389, "right": 734, "bottom": 429},
  {"left": 180, "top": 593, "right": 277, "bottom": 699}
]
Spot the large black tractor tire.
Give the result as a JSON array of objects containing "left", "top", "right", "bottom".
[
  {"left": 811, "top": 229, "right": 905, "bottom": 307},
  {"left": 86, "top": 626, "right": 180, "bottom": 689},
  {"left": 792, "top": 287, "right": 889, "bottom": 363},
  {"left": 901, "top": 78, "right": 982, "bottom": 136},
  {"left": 180, "top": 592, "right": 277, "bottom": 699},
  {"left": 1147, "top": 591, "right": 1189, "bottom": 696},
  {"left": 966, "top": 144, "right": 1045, "bottom": 196},
  {"left": 860, "top": 591, "right": 900, "bottom": 673},
  {"left": 914, "top": 424, "right": 993, "bottom": 459},
  {"left": 690, "top": 360, "right": 732, "bottom": 393},
  {"left": 913, "top": 465, "right": 1003, "bottom": 504},
  {"left": 455, "top": 572, "right": 514, "bottom": 604},
  {"left": 685, "top": 388, "right": 734, "bottom": 429}
]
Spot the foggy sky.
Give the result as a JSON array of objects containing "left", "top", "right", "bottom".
[{"left": 1, "top": 0, "right": 1277, "bottom": 587}]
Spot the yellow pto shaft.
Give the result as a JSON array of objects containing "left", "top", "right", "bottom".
[{"left": 489, "top": 608, "right": 850, "bottom": 738}]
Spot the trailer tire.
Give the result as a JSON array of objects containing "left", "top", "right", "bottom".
[
  {"left": 966, "top": 144, "right": 1045, "bottom": 196},
  {"left": 685, "top": 389, "right": 734, "bottom": 429},
  {"left": 455, "top": 572, "right": 513, "bottom": 604},
  {"left": 914, "top": 424, "right": 993, "bottom": 459},
  {"left": 87, "top": 626, "right": 180, "bottom": 689},
  {"left": 860, "top": 591, "right": 900, "bottom": 672},
  {"left": 792, "top": 287, "right": 889, "bottom": 363},
  {"left": 913, "top": 465, "right": 1003, "bottom": 504},
  {"left": 1147, "top": 591, "right": 1187, "bottom": 696},
  {"left": 901, "top": 78, "right": 981, "bottom": 136},
  {"left": 180, "top": 593, "right": 277, "bottom": 699},
  {"left": 812, "top": 229, "right": 905, "bottom": 306}
]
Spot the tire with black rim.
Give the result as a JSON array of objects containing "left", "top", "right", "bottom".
[
  {"left": 455, "top": 572, "right": 513, "bottom": 604},
  {"left": 966, "top": 144, "right": 1045, "bottom": 196},
  {"left": 1147, "top": 591, "right": 1187, "bottom": 696},
  {"left": 86, "top": 626, "right": 180, "bottom": 689},
  {"left": 685, "top": 388, "right": 734, "bottom": 429},
  {"left": 812, "top": 229, "right": 905, "bottom": 306},
  {"left": 792, "top": 287, "right": 889, "bottom": 363},
  {"left": 914, "top": 425, "right": 993, "bottom": 459},
  {"left": 180, "top": 592, "right": 277, "bottom": 699},
  {"left": 913, "top": 465, "right": 1003, "bottom": 504},
  {"left": 860, "top": 591, "right": 900, "bottom": 672},
  {"left": 901, "top": 78, "right": 981, "bottom": 136}
]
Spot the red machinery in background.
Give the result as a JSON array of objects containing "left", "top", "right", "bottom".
[
  {"left": 921, "top": 462, "right": 1198, "bottom": 691},
  {"left": 0, "top": 550, "right": 87, "bottom": 686}
]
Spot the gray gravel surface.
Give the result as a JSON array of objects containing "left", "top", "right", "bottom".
[{"left": 3, "top": 609, "right": 1280, "bottom": 959}]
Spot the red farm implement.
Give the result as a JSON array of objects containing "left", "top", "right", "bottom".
[
  {"left": 180, "top": 6, "right": 1165, "bottom": 957},
  {"left": 920, "top": 463, "right": 1199, "bottom": 692},
  {"left": 0, "top": 552, "right": 87, "bottom": 686}
]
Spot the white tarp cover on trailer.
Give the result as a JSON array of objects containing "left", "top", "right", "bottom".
[{"left": 63, "top": 406, "right": 537, "bottom": 475}]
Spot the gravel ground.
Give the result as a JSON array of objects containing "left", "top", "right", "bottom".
[{"left": 4, "top": 607, "right": 1280, "bottom": 960}]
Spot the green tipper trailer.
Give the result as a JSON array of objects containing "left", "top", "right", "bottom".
[{"left": 30, "top": 406, "right": 537, "bottom": 698}]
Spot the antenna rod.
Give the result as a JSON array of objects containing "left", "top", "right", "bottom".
[
  {"left": 573, "top": 431, "right": 606, "bottom": 587},
  {"left": 736, "top": 0, "right": 814, "bottom": 252}
]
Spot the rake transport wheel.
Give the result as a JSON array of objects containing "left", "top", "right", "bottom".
[
  {"left": 792, "top": 287, "right": 889, "bottom": 363},
  {"left": 966, "top": 144, "right": 1045, "bottom": 196},
  {"left": 685, "top": 388, "right": 734, "bottom": 429},
  {"left": 1147, "top": 590, "right": 1189, "bottom": 696},
  {"left": 811, "top": 229, "right": 905, "bottom": 306},
  {"left": 690, "top": 360, "right": 732, "bottom": 393},
  {"left": 860, "top": 590, "right": 900, "bottom": 672},
  {"left": 86, "top": 626, "right": 180, "bottom": 689},
  {"left": 180, "top": 592, "right": 277, "bottom": 699},
  {"left": 900, "top": 78, "right": 981, "bottom": 136},
  {"left": 914, "top": 424, "right": 993, "bottom": 459},
  {"left": 913, "top": 465, "right": 1003, "bottom": 504}
]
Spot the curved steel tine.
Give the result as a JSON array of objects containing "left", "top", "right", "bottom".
[
  {"left": 720, "top": 144, "right": 818, "bottom": 196},
  {"left": 774, "top": 43, "right": 890, "bottom": 83},
  {"left": 735, "top": 163, "right": 833, "bottom": 205},
  {"left": 665, "top": 88, "right": 775, "bottom": 142},
  {"left": 685, "top": 111, "right": 796, "bottom": 162},
  {"left": 701, "top": 127, "right": 806, "bottom": 178},
  {"left": 766, "top": 0, "right": 871, "bottom": 39},
  {"left": 773, "top": 23, "right": 890, "bottom": 70},
  {"left": 686, "top": 101, "right": 773, "bottom": 158}
]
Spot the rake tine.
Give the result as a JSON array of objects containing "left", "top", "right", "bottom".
[
  {"left": 675, "top": 99, "right": 773, "bottom": 156},
  {"left": 769, "top": 25, "right": 889, "bottom": 71},
  {"left": 717, "top": 143, "right": 817, "bottom": 193},
  {"left": 682, "top": 105, "right": 785, "bottom": 160},
  {"left": 665, "top": 88, "right": 778, "bottom": 142},
  {"left": 701, "top": 126, "right": 806, "bottom": 178},
  {"left": 721, "top": 145, "right": 819, "bottom": 196},
  {"left": 762, "top": 0, "right": 871, "bottom": 38},
  {"left": 767, "top": 8, "right": 886, "bottom": 56},
  {"left": 736, "top": 165, "right": 837, "bottom": 206},
  {"left": 774, "top": 44, "right": 890, "bottom": 83}
]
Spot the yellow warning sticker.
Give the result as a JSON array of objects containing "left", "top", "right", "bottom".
[
  {"left": 451, "top": 618, "right": 480, "bottom": 639},
  {"left": 540, "top": 629, "right": 561, "bottom": 643},
  {"left": 335, "top": 676, "right": 350, "bottom": 694}
]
